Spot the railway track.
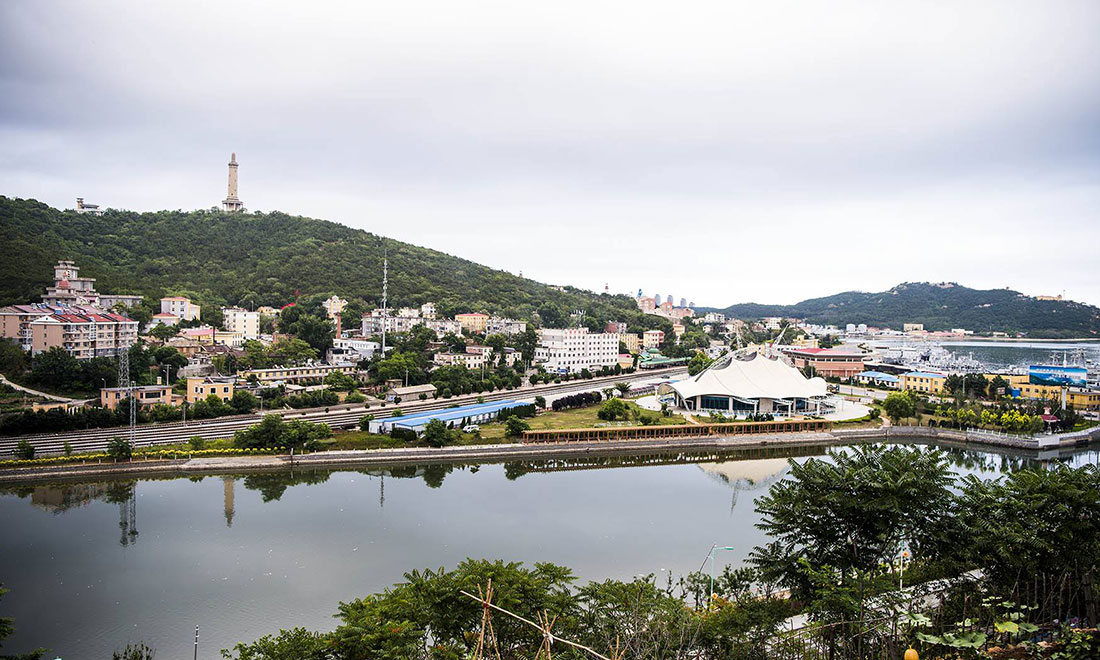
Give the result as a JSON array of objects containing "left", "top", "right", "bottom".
[{"left": 1, "top": 368, "right": 685, "bottom": 458}]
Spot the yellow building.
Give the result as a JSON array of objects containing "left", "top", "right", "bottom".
[
  {"left": 455, "top": 313, "right": 489, "bottom": 334},
  {"left": 997, "top": 374, "right": 1100, "bottom": 411},
  {"left": 901, "top": 371, "right": 947, "bottom": 395},
  {"left": 186, "top": 376, "right": 235, "bottom": 404},
  {"left": 619, "top": 332, "right": 641, "bottom": 354},
  {"left": 238, "top": 363, "right": 356, "bottom": 385}
]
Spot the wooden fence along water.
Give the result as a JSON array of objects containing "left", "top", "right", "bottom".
[{"left": 521, "top": 419, "right": 832, "bottom": 443}]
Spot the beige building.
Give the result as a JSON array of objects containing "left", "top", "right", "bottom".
[
  {"left": 161, "top": 297, "right": 201, "bottom": 322},
  {"left": 186, "top": 376, "right": 236, "bottom": 404},
  {"left": 222, "top": 307, "right": 260, "bottom": 339},
  {"left": 619, "top": 332, "right": 641, "bottom": 354},
  {"left": 26, "top": 311, "right": 137, "bottom": 358},
  {"left": 433, "top": 351, "right": 487, "bottom": 370},
  {"left": 643, "top": 329, "right": 665, "bottom": 349},
  {"left": 455, "top": 313, "right": 490, "bottom": 334},
  {"left": 238, "top": 363, "right": 356, "bottom": 385},
  {"left": 101, "top": 384, "right": 176, "bottom": 410}
]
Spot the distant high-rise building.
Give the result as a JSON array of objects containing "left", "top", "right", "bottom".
[
  {"left": 637, "top": 289, "right": 643, "bottom": 299},
  {"left": 654, "top": 294, "right": 662, "bottom": 305},
  {"left": 667, "top": 294, "right": 674, "bottom": 305},
  {"left": 222, "top": 152, "right": 244, "bottom": 212},
  {"left": 679, "top": 297, "right": 687, "bottom": 307}
]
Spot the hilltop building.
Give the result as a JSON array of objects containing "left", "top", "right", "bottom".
[
  {"left": 43, "top": 260, "right": 100, "bottom": 306},
  {"left": 222, "top": 152, "right": 244, "bottom": 212},
  {"left": 75, "top": 198, "right": 104, "bottom": 216}
]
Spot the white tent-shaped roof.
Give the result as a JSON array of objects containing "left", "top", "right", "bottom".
[{"left": 666, "top": 352, "right": 827, "bottom": 401}]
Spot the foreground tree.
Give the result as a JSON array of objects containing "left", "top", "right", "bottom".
[{"left": 750, "top": 445, "right": 957, "bottom": 600}]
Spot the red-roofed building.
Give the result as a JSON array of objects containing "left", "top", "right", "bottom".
[{"left": 785, "top": 345, "right": 867, "bottom": 379}]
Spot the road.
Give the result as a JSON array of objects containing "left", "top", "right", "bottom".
[
  {"left": 0, "top": 367, "right": 687, "bottom": 458},
  {"left": 0, "top": 374, "right": 88, "bottom": 403}
]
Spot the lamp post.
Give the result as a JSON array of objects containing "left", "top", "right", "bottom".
[{"left": 707, "top": 544, "right": 736, "bottom": 605}]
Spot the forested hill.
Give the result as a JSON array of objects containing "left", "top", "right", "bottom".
[
  {"left": 706, "top": 283, "right": 1100, "bottom": 338},
  {"left": 0, "top": 196, "right": 669, "bottom": 332}
]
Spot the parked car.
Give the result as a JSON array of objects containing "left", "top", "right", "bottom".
[{"left": 462, "top": 424, "right": 480, "bottom": 433}]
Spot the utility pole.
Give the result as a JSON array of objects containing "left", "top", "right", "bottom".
[
  {"left": 193, "top": 625, "right": 199, "bottom": 660},
  {"left": 381, "top": 246, "right": 389, "bottom": 360}
]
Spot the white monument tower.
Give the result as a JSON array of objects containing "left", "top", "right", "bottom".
[{"left": 222, "top": 152, "right": 244, "bottom": 212}]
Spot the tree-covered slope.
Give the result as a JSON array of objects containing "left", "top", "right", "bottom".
[
  {"left": 0, "top": 196, "right": 669, "bottom": 332},
  {"left": 706, "top": 282, "right": 1100, "bottom": 337}
]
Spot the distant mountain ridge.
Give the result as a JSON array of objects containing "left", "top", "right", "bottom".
[{"left": 703, "top": 282, "right": 1100, "bottom": 338}]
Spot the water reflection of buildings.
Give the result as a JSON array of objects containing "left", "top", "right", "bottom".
[
  {"left": 223, "top": 476, "right": 235, "bottom": 527},
  {"left": 696, "top": 458, "right": 792, "bottom": 509},
  {"left": 30, "top": 483, "right": 110, "bottom": 514}
]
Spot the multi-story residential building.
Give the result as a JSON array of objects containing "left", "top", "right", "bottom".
[
  {"left": 487, "top": 317, "right": 527, "bottom": 335},
  {"left": 420, "top": 302, "right": 437, "bottom": 319},
  {"left": 642, "top": 329, "right": 665, "bottom": 349},
  {"left": 604, "top": 321, "right": 628, "bottom": 335},
  {"left": 619, "top": 332, "right": 641, "bottom": 354},
  {"left": 534, "top": 328, "right": 618, "bottom": 374},
  {"left": 433, "top": 351, "right": 488, "bottom": 370},
  {"left": 161, "top": 296, "right": 201, "bottom": 322},
  {"left": 222, "top": 307, "right": 260, "bottom": 339},
  {"left": 704, "top": 312, "right": 726, "bottom": 324},
  {"left": 424, "top": 318, "right": 462, "bottom": 337},
  {"left": 455, "top": 313, "right": 490, "bottom": 334},
  {"left": 186, "top": 376, "right": 236, "bottom": 404},
  {"left": 6, "top": 307, "right": 138, "bottom": 359},
  {"left": 327, "top": 337, "right": 380, "bottom": 364},
  {"left": 361, "top": 309, "right": 421, "bottom": 335},
  {"left": 637, "top": 297, "right": 656, "bottom": 313}
]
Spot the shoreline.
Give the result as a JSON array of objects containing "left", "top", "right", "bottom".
[{"left": 1, "top": 425, "right": 1097, "bottom": 485}]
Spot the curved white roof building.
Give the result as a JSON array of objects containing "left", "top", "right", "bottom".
[{"left": 659, "top": 351, "right": 830, "bottom": 417}]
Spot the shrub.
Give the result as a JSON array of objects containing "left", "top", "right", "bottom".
[
  {"left": 344, "top": 391, "right": 366, "bottom": 403},
  {"left": 359, "top": 414, "right": 374, "bottom": 432},
  {"left": 188, "top": 435, "right": 206, "bottom": 450},
  {"left": 107, "top": 436, "right": 133, "bottom": 461},
  {"left": 390, "top": 427, "right": 417, "bottom": 442},
  {"left": 391, "top": 408, "right": 404, "bottom": 417},
  {"left": 14, "top": 438, "right": 35, "bottom": 460},
  {"left": 534, "top": 395, "right": 546, "bottom": 409},
  {"left": 63, "top": 441, "right": 73, "bottom": 456},
  {"left": 393, "top": 396, "right": 402, "bottom": 404},
  {"left": 597, "top": 398, "right": 630, "bottom": 421},
  {"left": 419, "top": 393, "right": 427, "bottom": 400}
]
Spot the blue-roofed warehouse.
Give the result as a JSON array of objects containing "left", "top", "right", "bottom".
[{"left": 370, "top": 400, "right": 526, "bottom": 435}]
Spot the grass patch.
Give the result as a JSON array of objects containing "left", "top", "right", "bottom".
[{"left": 478, "top": 401, "right": 686, "bottom": 441}]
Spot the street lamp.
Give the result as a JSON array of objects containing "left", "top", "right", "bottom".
[{"left": 707, "top": 544, "right": 736, "bottom": 605}]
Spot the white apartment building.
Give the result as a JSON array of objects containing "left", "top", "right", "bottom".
[
  {"left": 534, "top": 328, "right": 618, "bottom": 374},
  {"left": 161, "top": 296, "right": 201, "bottom": 322},
  {"left": 222, "top": 307, "right": 260, "bottom": 339},
  {"left": 487, "top": 317, "right": 527, "bottom": 335}
]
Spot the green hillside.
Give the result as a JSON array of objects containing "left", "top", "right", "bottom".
[
  {"left": 0, "top": 196, "right": 670, "bottom": 334},
  {"left": 706, "top": 283, "right": 1100, "bottom": 338}
]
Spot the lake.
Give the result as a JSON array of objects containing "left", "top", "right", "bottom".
[{"left": 1, "top": 440, "right": 1098, "bottom": 659}]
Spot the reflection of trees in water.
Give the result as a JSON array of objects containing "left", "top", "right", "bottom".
[
  {"left": 103, "top": 481, "right": 139, "bottom": 547},
  {"left": 241, "top": 470, "right": 331, "bottom": 502}
]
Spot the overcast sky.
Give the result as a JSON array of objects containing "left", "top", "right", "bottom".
[{"left": 2, "top": 1, "right": 1098, "bottom": 308}]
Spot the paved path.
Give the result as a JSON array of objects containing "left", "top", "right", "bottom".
[{"left": 0, "top": 374, "right": 84, "bottom": 403}]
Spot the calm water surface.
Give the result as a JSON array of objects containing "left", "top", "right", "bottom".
[{"left": 1, "top": 441, "right": 1097, "bottom": 659}]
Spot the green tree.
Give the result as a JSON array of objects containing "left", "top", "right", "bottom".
[
  {"left": 597, "top": 398, "right": 630, "bottom": 421},
  {"left": 147, "top": 323, "right": 179, "bottom": 340},
  {"left": 421, "top": 418, "right": 449, "bottom": 448},
  {"left": 14, "top": 438, "right": 34, "bottom": 460},
  {"left": 504, "top": 416, "right": 530, "bottom": 437},
  {"left": 220, "top": 627, "right": 331, "bottom": 660},
  {"left": 107, "top": 436, "right": 133, "bottom": 461},
  {"left": 881, "top": 391, "right": 916, "bottom": 424},
  {"left": 750, "top": 445, "right": 957, "bottom": 600}
]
